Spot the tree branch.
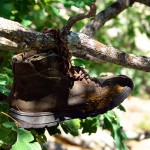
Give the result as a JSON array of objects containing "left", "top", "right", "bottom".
[
  {"left": 81, "top": 0, "right": 150, "bottom": 37},
  {"left": 81, "top": 0, "right": 131, "bottom": 37},
  {"left": 67, "top": 32, "right": 150, "bottom": 72},
  {"left": 0, "top": 37, "right": 19, "bottom": 51},
  {"left": 72, "top": 53, "right": 106, "bottom": 64},
  {"left": 61, "top": 3, "right": 96, "bottom": 35},
  {"left": 0, "top": 17, "right": 57, "bottom": 52},
  {"left": 135, "top": 0, "right": 150, "bottom": 6},
  {"left": 0, "top": 17, "right": 150, "bottom": 72}
]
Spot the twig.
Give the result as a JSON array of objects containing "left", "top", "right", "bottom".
[
  {"left": 61, "top": 3, "right": 96, "bottom": 35},
  {"left": 134, "top": 0, "right": 150, "bottom": 6},
  {"left": 81, "top": 0, "right": 150, "bottom": 37},
  {"left": 81, "top": 0, "right": 133, "bottom": 37},
  {"left": 1, "top": 112, "right": 20, "bottom": 126}
]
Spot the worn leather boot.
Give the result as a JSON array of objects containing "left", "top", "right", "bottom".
[{"left": 8, "top": 52, "right": 133, "bottom": 128}]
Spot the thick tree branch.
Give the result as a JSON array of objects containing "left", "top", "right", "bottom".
[
  {"left": 68, "top": 32, "right": 150, "bottom": 72},
  {"left": 81, "top": 0, "right": 150, "bottom": 37},
  {"left": 0, "top": 17, "right": 57, "bottom": 52},
  {"left": 0, "top": 17, "right": 150, "bottom": 72},
  {"left": 72, "top": 53, "right": 106, "bottom": 64}
]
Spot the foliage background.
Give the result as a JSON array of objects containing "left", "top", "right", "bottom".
[{"left": 0, "top": 0, "right": 150, "bottom": 150}]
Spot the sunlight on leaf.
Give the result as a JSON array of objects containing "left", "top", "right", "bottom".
[
  {"left": 12, "top": 127, "right": 41, "bottom": 150},
  {"left": 60, "top": 119, "right": 81, "bottom": 136}
]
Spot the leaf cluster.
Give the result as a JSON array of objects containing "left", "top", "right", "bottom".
[
  {"left": 102, "top": 111, "right": 128, "bottom": 150},
  {"left": 0, "top": 69, "right": 12, "bottom": 96},
  {"left": 0, "top": 101, "right": 127, "bottom": 150}
]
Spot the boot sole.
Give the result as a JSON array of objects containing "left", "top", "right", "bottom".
[{"left": 9, "top": 86, "right": 131, "bottom": 128}]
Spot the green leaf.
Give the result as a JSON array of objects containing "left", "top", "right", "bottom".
[
  {"left": 0, "top": 85, "right": 10, "bottom": 95},
  {"left": 12, "top": 127, "right": 41, "bottom": 150},
  {"left": 0, "top": 128, "right": 16, "bottom": 147},
  {"left": 72, "top": 58, "right": 91, "bottom": 67},
  {"left": 102, "top": 111, "right": 128, "bottom": 150},
  {"left": 0, "top": 104, "right": 9, "bottom": 123},
  {"left": 30, "top": 129, "right": 47, "bottom": 145},
  {"left": 46, "top": 125, "right": 61, "bottom": 135},
  {"left": 0, "top": 103, "right": 9, "bottom": 112},
  {"left": 51, "top": 6, "right": 60, "bottom": 16},
  {"left": 21, "top": 19, "right": 32, "bottom": 27},
  {"left": 0, "top": 74, "right": 9, "bottom": 85},
  {"left": 0, "top": 140, "right": 3, "bottom": 147},
  {"left": 0, "top": 73, "right": 12, "bottom": 95},
  {"left": 0, "top": 122, "right": 17, "bottom": 148},
  {"left": 80, "top": 116, "right": 100, "bottom": 135},
  {"left": 117, "top": 105, "right": 126, "bottom": 112},
  {"left": 2, "top": 121, "right": 16, "bottom": 128},
  {"left": 62, "top": 0, "right": 96, "bottom": 8},
  {"left": 60, "top": 119, "right": 80, "bottom": 136}
]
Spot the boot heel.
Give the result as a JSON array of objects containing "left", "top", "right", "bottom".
[{"left": 9, "top": 108, "right": 58, "bottom": 128}]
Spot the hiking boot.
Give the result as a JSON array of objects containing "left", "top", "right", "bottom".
[{"left": 8, "top": 52, "right": 133, "bottom": 128}]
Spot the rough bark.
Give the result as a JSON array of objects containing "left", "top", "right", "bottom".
[
  {"left": 0, "top": 17, "right": 57, "bottom": 52},
  {"left": 0, "top": 17, "right": 150, "bottom": 72},
  {"left": 68, "top": 32, "right": 150, "bottom": 72}
]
